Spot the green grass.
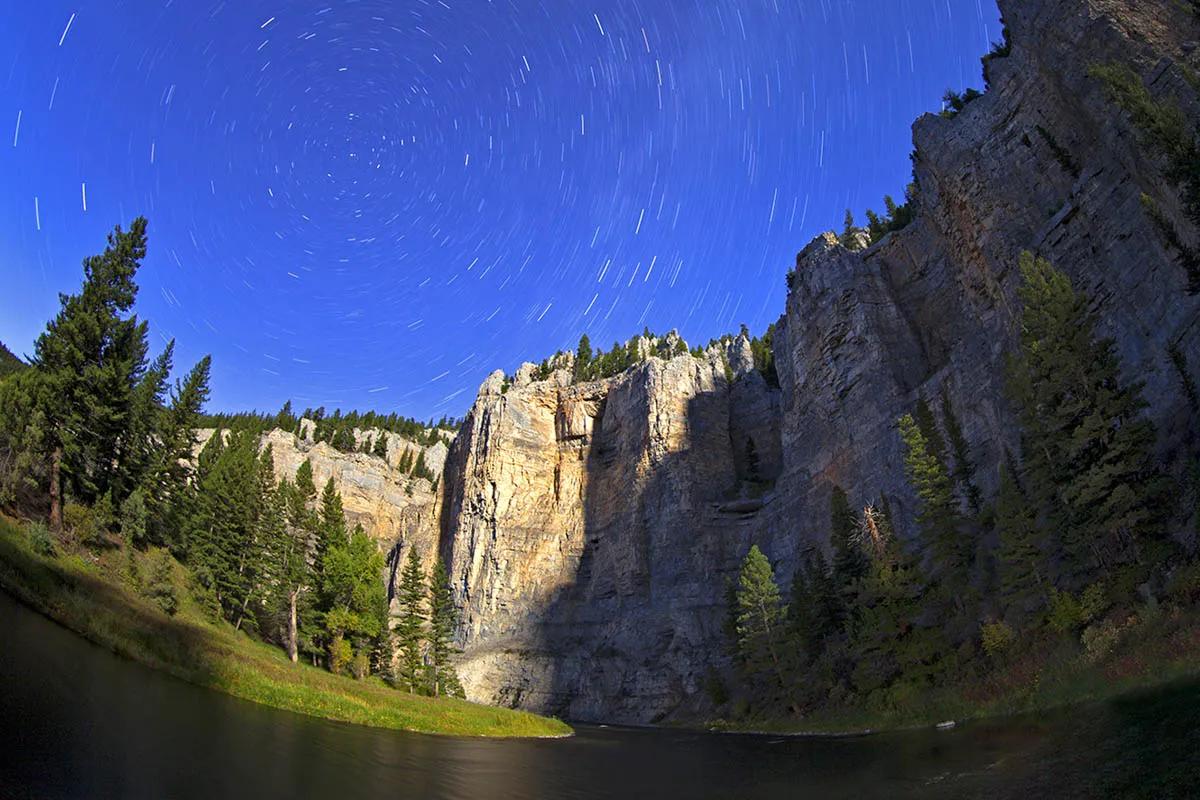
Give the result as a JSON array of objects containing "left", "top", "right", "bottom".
[
  {"left": 0, "top": 517, "right": 571, "bottom": 738},
  {"left": 707, "top": 605, "right": 1200, "bottom": 737}
]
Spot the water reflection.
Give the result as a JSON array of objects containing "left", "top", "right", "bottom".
[{"left": 1, "top": 591, "right": 1197, "bottom": 799}]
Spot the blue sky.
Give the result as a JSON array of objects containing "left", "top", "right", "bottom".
[{"left": 1, "top": 0, "right": 1001, "bottom": 417}]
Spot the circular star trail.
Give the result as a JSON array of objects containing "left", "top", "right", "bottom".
[{"left": 1, "top": 0, "right": 1000, "bottom": 416}]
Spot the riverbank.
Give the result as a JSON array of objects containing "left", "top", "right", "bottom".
[
  {"left": 0, "top": 517, "right": 571, "bottom": 739},
  {"left": 704, "top": 599, "right": 1200, "bottom": 738}
]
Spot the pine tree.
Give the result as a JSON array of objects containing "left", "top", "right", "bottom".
[
  {"left": 912, "top": 394, "right": 948, "bottom": 468},
  {"left": 787, "top": 549, "right": 841, "bottom": 662},
  {"left": 295, "top": 459, "right": 316, "bottom": 500},
  {"left": 269, "top": 476, "right": 316, "bottom": 662},
  {"left": 830, "top": 486, "right": 868, "bottom": 603},
  {"left": 574, "top": 334, "right": 593, "bottom": 382},
  {"left": 841, "top": 210, "right": 858, "bottom": 246},
  {"left": 143, "top": 355, "right": 212, "bottom": 548},
  {"left": 373, "top": 433, "right": 388, "bottom": 458},
  {"left": 939, "top": 389, "right": 981, "bottom": 512},
  {"left": 994, "top": 463, "right": 1043, "bottom": 620},
  {"left": 185, "top": 430, "right": 265, "bottom": 628},
  {"left": 1005, "top": 252, "right": 1167, "bottom": 585},
  {"left": 733, "top": 545, "right": 788, "bottom": 694},
  {"left": 27, "top": 218, "right": 152, "bottom": 528},
  {"left": 394, "top": 548, "right": 427, "bottom": 693},
  {"left": 318, "top": 477, "right": 347, "bottom": 565},
  {"left": 427, "top": 557, "right": 463, "bottom": 697},
  {"left": 848, "top": 505, "right": 947, "bottom": 695},
  {"left": 899, "top": 413, "right": 970, "bottom": 592}
]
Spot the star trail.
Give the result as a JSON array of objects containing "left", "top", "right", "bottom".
[{"left": 1, "top": 1, "right": 1000, "bottom": 417}]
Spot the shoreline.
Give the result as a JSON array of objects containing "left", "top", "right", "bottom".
[{"left": 0, "top": 518, "right": 572, "bottom": 740}]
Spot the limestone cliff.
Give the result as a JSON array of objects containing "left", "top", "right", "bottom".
[{"left": 434, "top": 0, "right": 1200, "bottom": 723}]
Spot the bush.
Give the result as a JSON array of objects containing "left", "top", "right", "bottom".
[
  {"left": 189, "top": 567, "right": 223, "bottom": 622},
  {"left": 1081, "top": 619, "right": 1126, "bottom": 664},
  {"left": 328, "top": 636, "right": 352, "bottom": 675},
  {"left": 120, "top": 489, "right": 149, "bottom": 545},
  {"left": 27, "top": 521, "right": 55, "bottom": 557},
  {"left": 1166, "top": 559, "right": 1200, "bottom": 605},
  {"left": 1046, "top": 584, "right": 1107, "bottom": 635},
  {"left": 143, "top": 551, "right": 179, "bottom": 616},
  {"left": 981, "top": 620, "right": 1016, "bottom": 659},
  {"left": 350, "top": 650, "right": 370, "bottom": 680},
  {"left": 62, "top": 502, "right": 93, "bottom": 547}
]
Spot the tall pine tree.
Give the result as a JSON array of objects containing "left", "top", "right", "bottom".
[
  {"left": 1005, "top": 252, "right": 1167, "bottom": 585},
  {"left": 394, "top": 547, "right": 427, "bottom": 692},
  {"left": 427, "top": 558, "right": 463, "bottom": 697}
]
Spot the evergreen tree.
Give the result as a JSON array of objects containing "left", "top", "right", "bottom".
[
  {"left": 394, "top": 548, "right": 427, "bottom": 692},
  {"left": 841, "top": 210, "right": 858, "bottom": 246},
  {"left": 115, "top": 342, "right": 173, "bottom": 507},
  {"left": 899, "top": 413, "right": 970, "bottom": 592},
  {"left": 787, "top": 549, "right": 841, "bottom": 662},
  {"left": 26, "top": 218, "right": 151, "bottom": 528},
  {"left": 849, "top": 506, "right": 947, "bottom": 695},
  {"left": 574, "top": 334, "right": 593, "bottom": 382},
  {"left": 912, "top": 394, "right": 948, "bottom": 468},
  {"left": 994, "top": 463, "right": 1043, "bottom": 620},
  {"left": 1005, "top": 252, "right": 1167, "bottom": 585},
  {"left": 829, "top": 486, "right": 868, "bottom": 601},
  {"left": 427, "top": 557, "right": 463, "bottom": 697},
  {"left": 295, "top": 459, "right": 316, "bottom": 500},
  {"left": 143, "top": 355, "right": 211, "bottom": 548},
  {"left": 373, "top": 433, "right": 388, "bottom": 458},
  {"left": 939, "top": 389, "right": 981, "bottom": 512},
  {"left": 184, "top": 430, "right": 265, "bottom": 629},
  {"left": 270, "top": 476, "right": 316, "bottom": 662},
  {"left": 733, "top": 545, "right": 788, "bottom": 694},
  {"left": 318, "top": 477, "right": 347, "bottom": 565}
]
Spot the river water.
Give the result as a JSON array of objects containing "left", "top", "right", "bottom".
[{"left": 1, "top": 590, "right": 1196, "bottom": 799}]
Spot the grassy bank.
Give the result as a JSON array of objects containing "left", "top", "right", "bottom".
[
  {"left": 0, "top": 517, "right": 570, "bottom": 738},
  {"left": 706, "top": 602, "right": 1200, "bottom": 737}
]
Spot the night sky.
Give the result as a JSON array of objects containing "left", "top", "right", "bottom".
[{"left": 1, "top": 1, "right": 1001, "bottom": 418}]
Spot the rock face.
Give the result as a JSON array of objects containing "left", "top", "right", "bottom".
[
  {"left": 439, "top": 340, "right": 785, "bottom": 721},
  {"left": 433, "top": 0, "right": 1200, "bottom": 723}
]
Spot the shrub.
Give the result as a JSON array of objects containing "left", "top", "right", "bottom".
[
  {"left": 120, "top": 489, "right": 149, "bottom": 545},
  {"left": 350, "top": 650, "right": 370, "bottom": 680},
  {"left": 1047, "top": 584, "right": 1107, "bottom": 634},
  {"left": 328, "top": 636, "right": 353, "bottom": 675},
  {"left": 27, "top": 521, "right": 55, "bottom": 557},
  {"left": 1081, "top": 619, "right": 1125, "bottom": 664},
  {"left": 981, "top": 620, "right": 1016, "bottom": 659},
  {"left": 189, "top": 567, "right": 223, "bottom": 622},
  {"left": 62, "top": 502, "right": 94, "bottom": 547},
  {"left": 143, "top": 551, "right": 179, "bottom": 616},
  {"left": 1166, "top": 559, "right": 1200, "bottom": 605}
]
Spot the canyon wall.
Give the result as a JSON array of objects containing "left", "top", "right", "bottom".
[{"left": 435, "top": 0, "right": 1200, "bottom": 723}]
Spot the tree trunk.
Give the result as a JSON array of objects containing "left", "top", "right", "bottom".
[
  {"left": 49, "top": 446, "right": 63, "bottom": 532},
  {"left": 287, "top": 589, "right": 299, "bottom": 663}
]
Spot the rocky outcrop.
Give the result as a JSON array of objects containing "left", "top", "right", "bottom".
[
  {"left": 439, "top": 341, "right": 785, "bottom": 721},
  {"left": 433, "top": 0, "right": 1200, "bottom": 723}
]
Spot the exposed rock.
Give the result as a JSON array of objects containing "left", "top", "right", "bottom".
[{"left": 433, "top": 0, "right": 1200, "bottom": 723}]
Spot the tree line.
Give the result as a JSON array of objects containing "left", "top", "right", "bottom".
[{"left": 0, "top": 218, "right": 462, "bottom": 694}]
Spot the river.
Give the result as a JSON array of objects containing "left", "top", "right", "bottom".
[{"left": 1, "top": 591, "right": 1196, "bottom": 799}]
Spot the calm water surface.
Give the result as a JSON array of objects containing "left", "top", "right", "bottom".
[{"left": 1, "top": 590, "right": 1197, "bottom": 799}]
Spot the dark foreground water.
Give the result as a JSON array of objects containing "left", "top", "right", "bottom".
[{"left": 2, "top": 591, "right": 1198, "bottom": 800}]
